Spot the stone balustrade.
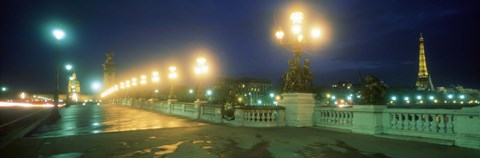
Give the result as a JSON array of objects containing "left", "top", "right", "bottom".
[
  {"left": 314, "top": 107, "right": 353, "bottom": 130},
  {"left": 229, "top": 106, "right": 286, "bottom": 127},
  {"left": 383, "top": 109, "right": 456, "bottom": 140},
  {"left": 110, "top": 98, "right": 285, "bottom": 127},
  {"left": 313, "top": 105, "right": 480, "bottom": 149}
]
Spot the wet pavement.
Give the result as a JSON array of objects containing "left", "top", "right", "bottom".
[
  {"left": 28, "top": 104, "right": 205, "bottom": 137},
  {"left": 2, "top": 124, "right": 480, "bottom": 158}
]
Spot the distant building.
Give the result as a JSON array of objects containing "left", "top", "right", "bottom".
[
  {"left": 68, "top": 73, "right": 81, "bottom": 102},
  {"left": 68, "top": 73, "right": 81, "bottom": 93},
  {"left": 214, "top": 77, "right": 274, "bottom": 106},
  {"left": 332, "top": 81, "right": 353, "bottom": 89},
  {"left": 415, "top": 33, "right": 435, "bottom": 91}
]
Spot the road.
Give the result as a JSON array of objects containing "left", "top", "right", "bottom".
[{"left": 28, "top": 104, "right": 205, "bottom": 137}]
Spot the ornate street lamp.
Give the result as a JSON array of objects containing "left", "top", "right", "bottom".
[
  {"left": 275, "top": 11, "right": 321, "bottom": 93},
  {"left": 168, "top": 66, "right": 178, "bottom": 102},
  {"left": 194, "top": 57, "right": 208, "bottom": 102}
]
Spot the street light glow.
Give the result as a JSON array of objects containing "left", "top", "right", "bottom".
[
  {"left": 197, "top": 58, "right": 206, "bottom": 65},
  {"left": 140, "top": 75, "right": 147, "bottom": 85},
  {"left": 169, "top": 66, "right": 176, "bottom": 72},
  {"left": 53, "top": 29, "right": 65, "bottom": 40},
  {"left": 91, "top": 82, "right": 101, "bottom": 91},
  {"left": 292, "top": 25, "right": 301, "bottom": 35},
  {"left": 168, "top": 66, "right": 178, "bottom": 79},
  {"left": 275, "top": 31, "right": 284, "bottom": 40},
  {"left": 65, "top": 64, "right": 72, "bottom": 70},
  {"left": 131, "top": 78, "right": 137, "bottom": 86},
  {"left": 311, "top": 28, "right": 321, "bottom": 38},
  {"left": 152, "top": 71, "right": 160, "bottom": 82},
  {"left": 290, "top": 12, "right": 304, "bottom": 24},
  {"left": 297, "top": 34, "right": 303, "bottom": 42},
  {"left": 1, "top": 87, "right": 6, "bottom": 91}
]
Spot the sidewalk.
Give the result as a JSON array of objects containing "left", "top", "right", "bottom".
[{"left": 1, "top": 124, "right": 479, "bottom": 158}]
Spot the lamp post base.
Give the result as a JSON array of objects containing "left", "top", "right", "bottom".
[{"left": 48, "top": 108, "right": 61, "bottom": 122}]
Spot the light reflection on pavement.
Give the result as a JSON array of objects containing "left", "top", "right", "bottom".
[{"left": 28, "top": 104, "right": 205, "bottom": 137}]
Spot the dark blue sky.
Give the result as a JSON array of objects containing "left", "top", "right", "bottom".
[{"left": 1, "top": 0, "right": 479, "bottom": 93}]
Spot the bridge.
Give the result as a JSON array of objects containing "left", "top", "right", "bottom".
[{"left": 1, "top": 99, "right": 479, "bottom": 157}]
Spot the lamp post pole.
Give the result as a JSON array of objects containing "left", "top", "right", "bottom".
[
  {"left": 54, "top": 41, "right": 60, "bottom": 110},
  {"left": 168, "top": 66, "right": 177, "bottom": 103},
  {"left": 194, "top": 57, "right": 208, "bottom": 102},
  {"left": 52, "top": 29, "right": 65, "bottom": 118},
  {"left": 65, "top": 65, "right": 72, "bottom": 107}
]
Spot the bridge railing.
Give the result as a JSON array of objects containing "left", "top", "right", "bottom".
[
  {"left": 313, "top": 105, "right": 480, "bottom": 149},
  {"left": 383, "top": 109, "right": 456, "bottom": 140},
  {"left": 226, "top": 106, "right": 286, "bottom": 127},
  {"left": 314, "top": 106, "right": 353, "bottom": 130},
  {"left": 111, "top": 98, "right": 285, "bottom": 127}
]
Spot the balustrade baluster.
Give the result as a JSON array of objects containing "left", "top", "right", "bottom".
[
  {"left": 326, "top": 111, "right": 331, "bottom": 123},
  {"left": 333, "top": 111, "right": 338, "bottom": 124},
  {"left": 266, "top": 111, "right": 271, "bottom": 122},
  {"left": 261, "top": 111, "right": 265, "bottom": 122},
  {"left": 409, "top": 113, "right": 415, "bottom": 130},
  {"left": 396, "top": 113, "right": 403, "bottom": 129},
  {"left": 439, "top": 114, "right": 446, "bottom": 133},
  {"left": 428, "top": 114, "right": 435, "bottom": 132},
  {"left": 272, "top": 111, "right": 276, "bottom": 122},
  {"left": 348, "top": 112, "right": 353, "bottom": 125},
  {"left": 423, "top": 114, "right": 430, "bottom": 132},
  {"left": 446, "top": 114, "right": 454, "bottom": 133},
  {"left": 390, "top": 113, "right": 396, "bottom": 129},
  {"left": 416, "top": 114, "right": 423, "bottom": 131},
  {"left": 434, "top": 114, "right": 440, "bottom": 132},
  {"left": 401, "top": 113, "right": 408, "bottom": 130}
]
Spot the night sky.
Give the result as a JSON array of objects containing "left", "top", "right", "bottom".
[{"left": 1, "top": 0, "right": 479, "bottom": 94}]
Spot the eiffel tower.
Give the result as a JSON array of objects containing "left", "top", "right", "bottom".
[{"left": 415, "top": 33, "right": 434, "bottom": 91}]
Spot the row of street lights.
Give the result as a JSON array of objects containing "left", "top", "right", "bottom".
[{"left": 101, "top": 57, "right": 209, "bottom": 103}]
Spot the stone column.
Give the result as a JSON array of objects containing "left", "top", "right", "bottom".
[
  {"left": 352, "top": 105, "right": 387, "bottom": 135},
  {"left": 278, "top": 93, "right": 315, "bottom": 127}
]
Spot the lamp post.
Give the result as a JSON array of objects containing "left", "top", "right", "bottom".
[
  {"left": 194, "top": 57, "right": 208, "bottom": 102},
  {"left": 65, "top": 64, "right": 72, "bottom": 107},
  {"left": 274, "top": 11, "right": 321, "bottom": 93},
  {"left": 52, "top": 29, "right": 65, "bottom": 117},
  {"left": 0, "top": 86, "right": 6, "bottom": 100},
  {"left": 168, "top": 66, "right": 178, "bottom": 102},
  {"left": 151, "top": 71, "right": 160, "bottom": 100}
]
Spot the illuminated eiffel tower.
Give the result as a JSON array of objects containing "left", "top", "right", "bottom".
[{"left": 415, "top": 33, "right": 434, "bottom": 91}]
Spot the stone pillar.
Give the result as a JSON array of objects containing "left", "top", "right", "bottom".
[
  {"left": 278, "top": 93, "right": 315, "bottom": 127},
  {"left": 352, "top": 105, "right": 387, "bottom": 135},
  {"left": 194, "top": 100, "right": 207, "bottom": 119},
  {"left": 455, "top": 106, "right": 480, "bottom": 149}
]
